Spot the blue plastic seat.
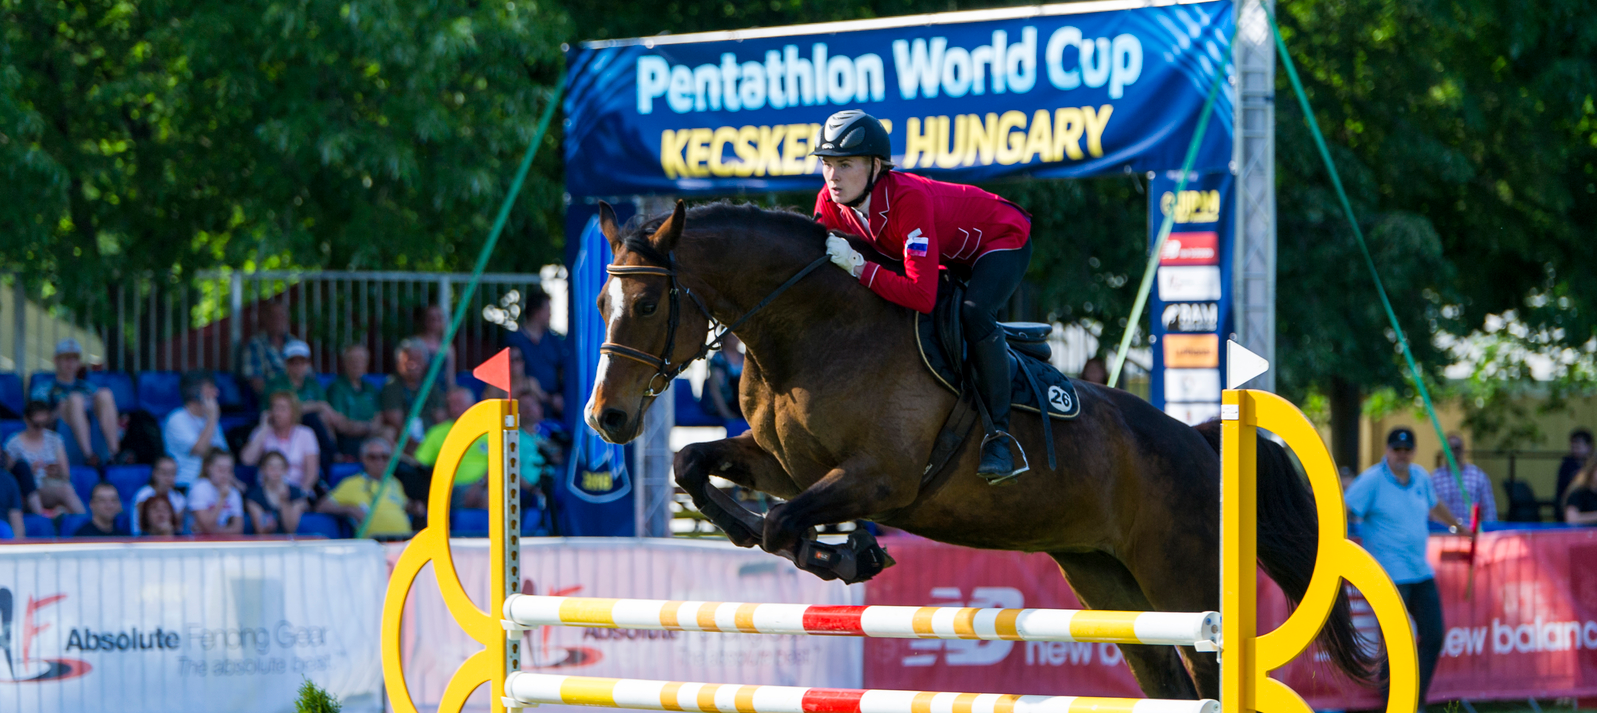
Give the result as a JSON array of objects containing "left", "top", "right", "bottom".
[
  {"left": 0, "top": 521, "right": 11, "bottom": 539},
  {"left": 70, "top": 466, "right": 101, "bottom": 506},
  {"left": 0, "top": 420, "right": 23, "bottom": 445},
  {"left": 295, "top": 512, "right": 344, "bottom": 538},
  {"left": 59, "top": 513, "right": 92, "bottom": 537},
  {"left": 86, "top": 371, "right": 136, "bottom": 412},
  {"left": 22, "top": 514, "right": 53, "bottom": 538},
  {"left": 327, "top": 462, "right": 361, "bottom": 489},
  {"left": 673, "top": 379, "right": 723, "bottom": 427},
  {"left": 0, "top": 373, "right": 22, "bottom": 416},
  {"left": 451, "top": 508, "right": 490, "bottom": 537},
  {"left": 28, "top": 372, "right": 54, "bottom": 400},
  {"left": 234, "top": 465, "right": 258, "bottom": 490},
  {"left": 456, "top": 371, "right": 487, "bottom": 399},
  {"left": 114, "top": 512, "right": 130, "bottom": 534},
  {"left": 363, "top": 374, "right": 388, "bottom": 392},
  {"left": 105, "top": 464, "right": 151, "bottom": 504},
  {"left": 214, "top": 372, "right": 254, "bottom": 413},
  {"left": 136, "top": 371, "right": 184, "bottom": 417},
  {"left": 316, "top": 373, "right": 337, "bottom": 390}
]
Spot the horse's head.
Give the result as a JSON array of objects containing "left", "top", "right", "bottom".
[{"left": 586, "top": 200, "right": 713, "bottom": 443}]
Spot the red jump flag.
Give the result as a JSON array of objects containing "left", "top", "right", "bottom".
[{"left": 474, "top": 348, "right": 513, "bottom": 396}]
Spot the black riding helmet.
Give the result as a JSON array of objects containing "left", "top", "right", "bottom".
[{"left": 812, "top": 110, "right": 891, "bottom": 207}]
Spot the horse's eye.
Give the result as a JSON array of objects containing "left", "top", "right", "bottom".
[{"left": 639, "top": 301, "right": 658, "bottom": 316}]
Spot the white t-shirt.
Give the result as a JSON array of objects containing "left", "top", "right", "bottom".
[
  {"left": 186, "top": 478, "right": 244, "bottom": 530},
  {"left": 131, "top": 486, "right": 187, "bottom": 536},
  {"left": 255, "top": 426, "right": 320, "bottom": 489},
  {"left": 163, "top": 409, "right": 228, "bottom": 487}
]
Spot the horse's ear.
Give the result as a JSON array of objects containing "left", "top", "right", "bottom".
[
  {"left": 597, "top": 201, "right": 623, "bottom": 252},
  {"left": 649, "top": 200, "right": 686, "bottom": 253}
]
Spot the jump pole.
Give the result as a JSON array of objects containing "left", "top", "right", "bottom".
[{"left": 379, "top": 344, "right": 1420, "bottom": 713}]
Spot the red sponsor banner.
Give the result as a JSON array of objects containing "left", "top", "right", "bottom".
[
  {"left": 1159, "top": 232, "right": 1219, "bottom": 266},
  {"left": 864, "top": 529, "right": 1597, "bottom": 705}
]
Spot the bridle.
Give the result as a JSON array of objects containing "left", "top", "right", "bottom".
[{"left": 600, "top": 249, "right": 831, "bottom": 397}]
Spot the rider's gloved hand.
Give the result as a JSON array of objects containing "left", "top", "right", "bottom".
[{"left": 826, "top": 235, "right": 865, "bottom": 278}]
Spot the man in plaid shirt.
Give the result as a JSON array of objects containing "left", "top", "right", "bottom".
[{"left": 1430, "top": 432, "right": 1497, "bottom": 523}]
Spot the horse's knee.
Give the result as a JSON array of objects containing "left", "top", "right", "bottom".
[{"left": 673, "top": 444, "right": 713, "bottom": 488}]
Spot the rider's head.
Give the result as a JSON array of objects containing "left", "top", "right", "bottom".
[{"left": 813, "top": 110, "right": 892, "bottom": 207}]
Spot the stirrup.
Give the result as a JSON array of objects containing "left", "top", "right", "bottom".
[{"left": 977, "top": 431, "right": 1029, "bottom": 486}]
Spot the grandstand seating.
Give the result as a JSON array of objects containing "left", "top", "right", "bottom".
[
  {"left": 85, "top": 371, "right": 137, "bottom": 412},
  {"left": 69, "top": 465, "right": 100, "bottom": 506},
  {"left": 317, "top": 373, "right": 337, "bottom": 390},
  {"left": 105, "top": 464, "right": 151, "bottom": 504},
  {"left": 363, "top": 374, "right": 387, "bottom": 391},
  {"left": 673, "top": 378, "right": 724, "bottom": 427},
  {"left": 22, "top": 514, "right": 52, "bottom": 538},
  {"left": 456, "top": 371, "right": 487, "bottom": 399},
  {"left": 214, "top": 372, "right": 254, "bottom": 413},
  {"left": 451, "top": 508, "right": 490, "bottom": 536},
  {"left": 235, "top": 465, "right": 258, "bottom": 490},
  {"left": 27, "top": 372, "right": 52, "bottom": 399},
  {"left": 136, "top": 371, "right": 184, "bottom": 417},
  {"left": 0, "top": 521, "right": 11, "bottom": 539},
  {"left": 295, "top": 512, "right": 345, "bottom": 538},
  {"left": 327, "top": 462, "right": 361, "bottom": 489},
  {"left": 0, "top": 419, "right": 23, "bottom": 445},
  {"left": 59, "top": 513, "right": 90, "bottom": 537},
  {"left": 0, "top": 373, "right": 22, "bottom": 415}
]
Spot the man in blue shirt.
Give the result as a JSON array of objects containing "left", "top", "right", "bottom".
[{"left": 1345, "top": 427, "right": 1463, "bottom": 711}]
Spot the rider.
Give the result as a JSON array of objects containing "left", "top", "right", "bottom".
[{"left": 810, "top": 110, "right": 1034, "bottom": 485}]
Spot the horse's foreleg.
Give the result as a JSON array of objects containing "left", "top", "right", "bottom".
[
  {"left": 762, "top": 456, "right": 915, "bottom": 566},
  {"left": 674, "top": 433, "right": 793, "bottom": 548}
]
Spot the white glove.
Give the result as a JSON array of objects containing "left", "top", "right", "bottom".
[{"left": 826, "top": 235, "right": 866, "bottom": 278}]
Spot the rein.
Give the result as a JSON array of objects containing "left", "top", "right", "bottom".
[{"left": 601, "top": 250, "right": 831, "bottom": 397}]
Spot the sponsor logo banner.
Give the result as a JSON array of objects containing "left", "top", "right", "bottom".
[
  {"left": 1160, "top": 302, "right": 1220, "bottom": 333},
  {"left": 1161, "top": 333, "right": 1219, "bottom": 369},
  {"left": 1158, "top": 231, "right": 1219, "bottom": 266},
  {"left": 1163, "top": 367, "right": 1221, "bottom": 402},
  {"left": 1155, "top": 266, "right": 1222, "bottom": 302}
]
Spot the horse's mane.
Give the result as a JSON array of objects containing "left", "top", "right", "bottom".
[{"left": 620, "top": 201, "right": 827, "bottom": 263}]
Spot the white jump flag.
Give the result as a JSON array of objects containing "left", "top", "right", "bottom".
[{"left": 1225, "top": 340, "right": 1270, "bottom": 390}]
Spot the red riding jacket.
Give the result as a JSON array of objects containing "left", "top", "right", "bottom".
[{"left": 813, "top": 170, "right": 1031, "bottom": 314}]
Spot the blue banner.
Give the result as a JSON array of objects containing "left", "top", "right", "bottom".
[
  {"left": 565, "top": 0, "right": 1234, "bottom": 197},
  {"left": 1147, "top": 170, "right": 1234, "bottom": 425},
  {"left": 557, "top": 216, "right": 635, "bottom": 536}
]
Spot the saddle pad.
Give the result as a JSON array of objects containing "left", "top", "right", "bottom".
[{"left": 915, "top": 311, "right": 1082, "bottom": 421}]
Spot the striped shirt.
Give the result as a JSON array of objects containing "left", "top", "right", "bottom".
[{"left": 1429, "top": 463, "right": 1497, "bottom": 524}]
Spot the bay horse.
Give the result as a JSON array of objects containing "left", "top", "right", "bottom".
[{"left": 584, "top": 200, "right": 1376, "bottom": 700}]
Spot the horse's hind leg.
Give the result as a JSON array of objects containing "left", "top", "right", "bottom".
[
  {"left": 1048, "top": 551, "right": 1200, "bottom": 700},
  {"left": 674, "top": 432, "right": 797, "bottom": 548}
]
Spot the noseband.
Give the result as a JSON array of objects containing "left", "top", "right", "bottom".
[{"left": 601, "top": 250, "right": 831, "bottom": 397}]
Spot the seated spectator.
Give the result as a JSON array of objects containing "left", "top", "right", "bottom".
[
  {"left": 139, "top": 495, "right": 180, "bottom": 536},
  {"left": 74, "top": 482, "right": 130, "bottom": 537},
  {"left": 31, "top": 338, "right": 124, "bottom": 465},
  {"left": 189, "top": 449, "right": 245, "bottom": 535},
  {"left": 412, "top": 304, "right": 458, "bottom": 379},
  {"left": 1080, "top": 357, "right": 1109, "bottom": 385},
  {"left": 132, "top": 456, "right": 186, "bottom": 535},
  {"left": 5, "top": 400, "right": 84, "bottom": 515},
  {"left": 245, "top": 451, "right": 308, "bottom": 535},
  {"left": 415, "top": 388, "right": 489, "bottom": 502},
  {"left": 702, "top": 333, "right": 745, "bottom": 424},
  {"left": 1429, "top": 433, "right": 1498, "bottom": 524},
  {"left": 319, "top": 437, "right": 422, "bottom": 537},
  {"left": 504, "top": 289, "right": 567, "bottom": 417},
  {"left": 380, "top": 338, "right": 447, "bottom": 450},
  {"left": 242, "top": 299, "right": 293, "bottom": 397},
  {"left": 0, "top": 463, "right": 21, "bottom": 538},
  {"left": 264, "top": 340, "right": 337, "bottom": 467},
  {"left": 163, "top": 371, "right": 228, "bottom": 489},
  {"left": 327, "top": 344, "right": 383, "bottom": 456},
  {"left": 1556, "top": 428, "right": 1593, "bottom": 522},
  {"left": 1564, "top": 457, "right": 1597, "bottom": 525},
  {"left": 241, "top": 392, "right": 321, "bottom": 493}
]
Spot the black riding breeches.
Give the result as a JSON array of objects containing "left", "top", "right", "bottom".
[{"left": 959, "top": 241, "right": 1033, "bottom": 340}]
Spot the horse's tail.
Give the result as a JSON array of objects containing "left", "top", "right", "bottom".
[{"left": 1194, "top": 421, "right": 1382, "bottom": 687}]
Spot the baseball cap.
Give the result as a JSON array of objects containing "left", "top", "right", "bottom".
[
  {"left": 54, "top": 338, "right": 82, "bottom": 357},
  {"left": 283, "top": 340, "right": 312, "bottom": 360},
  {"left": 1386, "top": 428, "right": 1416, "bottom": 450}
]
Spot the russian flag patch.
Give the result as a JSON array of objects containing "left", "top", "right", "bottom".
[{"left": 905, "top": 228, "right": 930, "bottom": 257}]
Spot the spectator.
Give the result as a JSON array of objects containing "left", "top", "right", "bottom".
[
  {"left": 189, "top": 449, "right": 245, "bottom": 535},
  {"left": 5, "top": 400, "right": 84, "bottom": 515},
  {"left": 30, "top": 338, "right": 124, "bottom": 465},
  {"left": 132, "top": 456, "right": 186, "bottom": 535},
  {"left": 241, "top": 392, "right": 321, "bottom": 493},
  {"left": 415, "top": 388, "right": 489, "bottom": 503},
  {"left": 242, "top": 300, "right": 293, "bottom": 397},
  {"left": 1555, "top": 428, "right": 1593, "bottom": 521},
  {"left": 1563, "top": 457, "right": 1597, "bottom": 525},
  {"left": 138, "top": 495, "right": 180, "bottom": 536},
  {"left": 504, "top": 289, "right": 567, "bottom": 416},
  {"left": 245, "top": 451, "right": 308, "bottom": 535},
  {"left": 702, "top": 333, "right": 744, "bottom": 423},
  {"left": 1429, "top": 433, "right": 1497, "bottom": 524},
  {"left": 264, "top": 340, "right": 337, "bottom": 468},
  {"left": 74, "top": 482, "right": 130, "bottom": 537},
  {"left": 327, "top": 344, "right": 383, "bottom": 456},
  {"left": 0, "top": 463, "right": 21, "bottom": 538},
  {"left": 319, "top": 437, "right": 422, "bottom": 538},
  {"left": 1345, "top": 427, "right": 1463, "bottom": 708},
  {"left": 1079, "top": 357, "right": 1109, "bottom": 385},
  {"left": 412, "top": 304, "right": 458, "bottom": 379},
  {"left": 380, "top": 338, "right": 448, "bottom": 450},
  {"left": 163, "top": 371, "right": 228, "bottom": 489}
]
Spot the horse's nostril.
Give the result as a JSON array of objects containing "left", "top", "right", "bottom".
[{"left": 599, "top": 408, "right": 628, "bottom": 433}]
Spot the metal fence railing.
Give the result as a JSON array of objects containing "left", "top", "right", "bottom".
[{"left": 4, "top": 270, "right": 550, "bottom": 379}]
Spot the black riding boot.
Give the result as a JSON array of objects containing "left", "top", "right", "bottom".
[{"left": 971, "top": 328, "right": 1025, "bottom": 485}]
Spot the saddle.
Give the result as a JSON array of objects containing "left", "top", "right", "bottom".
[{"left": 915, "top": 274, "right": 1081, "bottom": 480}]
